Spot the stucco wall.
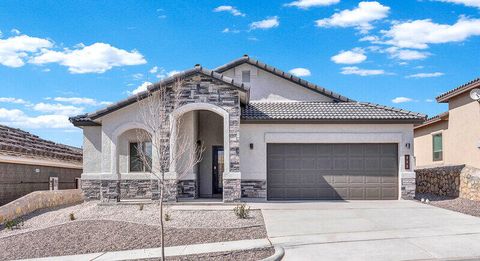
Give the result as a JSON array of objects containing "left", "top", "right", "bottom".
[
  {"left": 222, "top": 63, "right": 333, "bottom": 102},
  {"left": 239, "top": 123, "right": 415, "bottom": 199},
  {"left": 414, "top": 120, "right": 448, "bottom": 167},
  {"left": 414, "top": 92, "right": 480, "bottom": 169},
  {"left": 447, "top": 93, "right": 480, "bottom": 168},
  {"left": 83, "top": 126, "right": 102, "bottom": 173}
]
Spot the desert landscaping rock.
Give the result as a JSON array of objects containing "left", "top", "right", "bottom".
[
  {"left": 0, "top": 201, "right": 267, "bottom": 260},
  {"left": 416, "top": 193, "right": 480, "bottom": 218}
]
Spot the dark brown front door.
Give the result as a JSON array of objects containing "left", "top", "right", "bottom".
[{"left": 212, "top": 146, "right": 224, "bottom": 194}]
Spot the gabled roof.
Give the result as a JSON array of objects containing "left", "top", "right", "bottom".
[
  {"left": 413, "top": 111, "right": 449, "bottom": 130},
  {"left": 0, "top": 124, "right": 82, "bottom": 164},
  {"left": 241, "top": 101, "right": 426, "bottom": 123},
  {"left": 436, "top": 77, "right": 480, "bottom": 103},
  {"left": 70, "top": 65, "right": 249, "bottom": 126},
  {"left": 215, "top": 55, "right": 354, "bottom": 102}
]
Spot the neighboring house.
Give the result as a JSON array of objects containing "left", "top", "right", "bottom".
[
  {"left": 0, "top": 124, "right": 83, "bottom": 205},
  {"left": 414, "top": 77, "right": 480, "bottom": 169},
  {"left": 70, "top": 55, "right": 425, "bottom": 202}
]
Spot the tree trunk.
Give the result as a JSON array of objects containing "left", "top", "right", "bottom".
[{"left": 160, "top": 171, "right": 165, "bottom": 260}]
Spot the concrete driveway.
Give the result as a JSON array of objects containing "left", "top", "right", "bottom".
[{"left": 257, "top": 200, "right": 480, "bottom": 261}]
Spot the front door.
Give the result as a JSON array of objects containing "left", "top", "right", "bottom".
[{"left": 212, "top": 146, "right": 224, "bottom": 195}]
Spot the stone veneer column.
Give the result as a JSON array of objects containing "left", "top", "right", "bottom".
[
  {"left": 223, "top": 179, "right": 241, "bottom": 202},
  {"left": 401, "top": 171, "right": 416, "bottom": 199}
]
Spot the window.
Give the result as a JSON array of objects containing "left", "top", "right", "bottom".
[
  {"left": 241, "top": 70, "right": 250, "bottom": 83},
  {"left": 432, "top": 133, "right": 443, "bottom": 161},
  {"left": 129, "top": 141, "right": 152, "bottom": 172}
]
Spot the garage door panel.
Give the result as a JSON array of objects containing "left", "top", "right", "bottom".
[{"left": 267, "top": 143, "right": 398, "bottom": 200}]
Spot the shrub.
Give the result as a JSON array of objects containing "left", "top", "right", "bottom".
[
  {"left": 164, "top": 212, "right": 171, "bottom": 221},
  {"left": 69, "top": 213, "right": 76, "bottom": 221},
  {"left": 233, "top": 203, "right": 250, "bottom": 219},
  {"left": 139, "top": 204, "right": 144, "bottom": 211},
  {"left": 4, "top": 218, "right": 24, "bottom": 230}
]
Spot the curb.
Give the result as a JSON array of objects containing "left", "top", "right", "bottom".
[{"left": 261, "top": 246, "right": 285, "bottom": 261}]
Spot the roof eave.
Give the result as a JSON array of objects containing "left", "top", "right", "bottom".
[
  {"left": 241, "top": 118, "right": 426, "bottom": 124},
  {"left": 436, "top": 78, "right": 480, "bottom": 103}
]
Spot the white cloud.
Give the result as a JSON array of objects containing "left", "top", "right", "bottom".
[
  {"left": 340, "top": 66, "right": 385, "bottom": 76},
  {"left": 425, "top": 99, "right": 434, "bottom": 102},
  {"left": 382, "top": 17, "right": 480, "bottom": 49},
  {"left": 406, "top": 72, "right": 444, "bottom": 78},
  {"left": 149, "top": 66, "right": 158, "bottom": 74},
  {"left": 33, "top": 102, "right": 84, "bottom": 116},
  {"left": 0, "top": 97, "right": 28, "bottom": 104},
  {"left": 11, "top": 29, "right": 21, "bottom": 35},
  {"left": 0, "top": 108, "right": 72, "bottom": 129},
  {"left": 331, "top": 48, "right": 367, "bottom": 64},
  {"left": 132, "top": 73, "right": 144, "bottom": 80},
  {"left": 437, "top": 0, "right": 480, "bottom": 8},
  {"left": 250, "top": 16, "right": 280, "bottom": 30},
  {"left": 0, "top": 35, "right": 53, "bottom": 67},
  {"left": 156, "top": 69, "right": 180, "bottom": 79},
  {"left": 213, "top": 5, "right": 245, "bottom": 17},
  {"left": 289, "top": 68, "right": 311, "bottom": 77},
  {"left": 30, "top": 42, "right": 146, "bottom": 74},
  {"left": 315, "top": 1, "right": 390, "bottom": 33},
  {"left": 131, "top": 81, "right": 153, "bottom": 95},
  {"left": 386, "top": 47, "right": 430, "bottom": 60},
  {"left": 48, "top": 97, "right": 111, "bottom": 106},
  {"left": 284, "top": 0, "right": 340, "bottom": 9},
  {"left": 222, "top": 28, "right": 240, "bottom": 33},
  {"left": 392, "top": 97, "right": 413, "bottom": 103}
]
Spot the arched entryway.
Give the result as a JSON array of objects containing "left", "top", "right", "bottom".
[{"left": 171, "top": 103, "right": 230, "bottom": 199}]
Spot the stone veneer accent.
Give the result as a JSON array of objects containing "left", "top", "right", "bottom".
[
  {"left": 401, "top": 175, "right": 416, "bottom": 199},
  {"left": 223, "top": 179, "right": 241, "bottom": 202},
  {"left": 415, "top": 165, "right": 480, "bottom": 201},
  {"left": 81, "top": 72, "right": 243, "bottom": 202},
  {"left": 241, "top": 180, "right": 266, "bottom": 198},
  {"left": 177, "top": 180, "right": 196, "bottom": 198}
]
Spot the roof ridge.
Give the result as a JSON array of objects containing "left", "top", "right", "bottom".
[
  {"left": 215, "top": 55, "right": 354, "bottom": 103},
  {"left": 358, "top": 102, "right": 427, "bottom": 118},
  {"left": 436, "top": 77, "right": 480, "bottom": 102}
]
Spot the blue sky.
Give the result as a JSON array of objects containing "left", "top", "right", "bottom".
[{"left": 0, "top": 0, "right": 479, "bottom": 147}]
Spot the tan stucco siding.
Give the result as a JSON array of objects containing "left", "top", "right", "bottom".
[
  {"left": 414, "top": 92, "right": 480, "bottom": 169},
  {"left": 447, "top": 93, "right": 480, "bottom": 168},
  {"left": 83, "top": 126, "right": 102, "bottom": 173},
  {"left": 222, "top": 63, "right": 333, "bottom": 102},
  {"left": 414, "top": 121, "right": 448, "bottom": 167}
]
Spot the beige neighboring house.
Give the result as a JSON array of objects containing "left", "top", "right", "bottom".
[
  {"left": 414, "top": 77, "right": 480, "bottom": 168},
  {"left": 0, "top": 124, "right": 83, "bottom": 205},
  {"left": 70, "top": 55, "right": 425, "bottom": 202}
]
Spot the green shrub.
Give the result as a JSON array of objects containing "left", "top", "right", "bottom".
[
  {"left": 69, "top": 213, "right": 76, "bottom": 221},
  {"left": 233, "top": 203, "right": 250, "bottom": 219},
  {"left": 4, "top": 217, "right": 24, "bottom": 230}
]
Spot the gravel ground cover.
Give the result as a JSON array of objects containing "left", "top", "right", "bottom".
[
  {"left": 415, "top": 193, "right": 480, "bottom": 217},
  {"left": 0, "top": 201, "right": 267, "bottom": 260}
]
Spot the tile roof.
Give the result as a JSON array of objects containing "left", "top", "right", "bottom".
[
  {"left": 436, "top": 77, "right": 480, "bottom": 103},
  {"left": 414, "top": 111, "right": 449, "bottom": 129},
  {"left": 70, "top": 65, "right": 249, "bottom": 126},
  {"left": 215, "top": 55, "right": 353, "bottom": 102},
  {"left": 241, "top": 101, "right": 426, "bottom": 122},
  {"left": 0, "top": 124, "right": 83, "bottom": 163}
]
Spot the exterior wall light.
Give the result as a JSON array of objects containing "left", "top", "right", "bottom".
[{"left": 249, "top": 143, "right": 254, "bottom": 150}]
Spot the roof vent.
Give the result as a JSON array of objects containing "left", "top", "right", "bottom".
[
  {"left": 194, "top": 64, "right": 201, "bottom": 68},
  {"left": 243, "top": 54, "right": 249, "bottom": 57}
]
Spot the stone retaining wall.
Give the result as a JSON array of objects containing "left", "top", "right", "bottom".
[
  {"left": 0, "top": 189, "right": 83, "bottom": 224},
  {"left": 415, "top": 165, "right": 480, "bottom": 201}
]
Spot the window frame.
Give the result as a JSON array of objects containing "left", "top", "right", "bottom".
[
  {"left": 129, "top": 141, "right": 152, "bottom": 173},
  {"left": 241, "top": 70, "right": 251, "bottom": 83},
  {"left": 432, "top": 133, "right": 443, "bottom": 162}
]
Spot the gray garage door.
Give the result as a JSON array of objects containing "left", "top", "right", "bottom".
[{"left": 267, "top": 143, "right": 398, "bottom": 200}]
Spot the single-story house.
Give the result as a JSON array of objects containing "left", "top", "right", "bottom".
[
  {"left": 414, "top": 77, "right": 480, "bottom": 168},
  {"left": 70, "top": 55, "right": 425, "bottom": 202},
  {"left": 0, "top": 124, "right": 83, "bottom": 205}
]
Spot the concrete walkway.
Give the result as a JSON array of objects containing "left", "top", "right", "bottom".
[
  {"left": 19, "top": 238, "right": 271, "bottom": 261},
  {"left": 259, "top": 200, "right": 480, "bottom": 261}
]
